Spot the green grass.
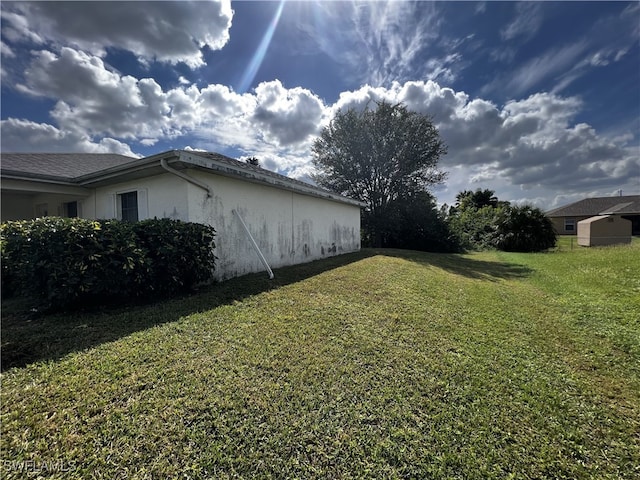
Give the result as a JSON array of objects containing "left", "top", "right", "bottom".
[{"left": 2, "top": 243, "right": 639, "bottom": 479}]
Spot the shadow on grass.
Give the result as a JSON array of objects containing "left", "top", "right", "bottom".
[
  {"left": 371, "top": 248, "right": 534, "bottom": 281},
  {"left": 1, "top": 250, "right": 376, "bottom": 371},
  {"left": 1, "top": 248, "right": 533, "bottom": 371}
]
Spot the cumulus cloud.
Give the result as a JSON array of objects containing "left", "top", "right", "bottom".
[
  {"left": 3, "top": 47, "right": 328, "bottom": 175},
  {"left": 19, "top": 48, "right": 174, "bottom": 139},
  {"left": 252, "top": 80, "right": 325, "bottom": 146},
  {"left": 3, "top": 43, "right": 637, "bottom": 209},
  {"left": 321, "top": 81, "right": 638, "bottom": 206},
  {"left": 0, "top": 0, "right": 233, "bottom": 68},
  {"left": 1, "top": 40, "right": 15, "bottom": 58},
  {"left": 0, "top": 118, "right": 138, "bottom": 156}
]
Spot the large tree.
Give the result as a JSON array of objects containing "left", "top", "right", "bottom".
[{"left": 312, "top": 101, "right": 447, "bottom": 247}]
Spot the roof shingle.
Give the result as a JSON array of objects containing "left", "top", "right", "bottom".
[
  {"left": 1, "top": 153, "right": 138, "bottom": 180},
  {"left": 546, "top": 195, "right": 640, "bottom": 217}
]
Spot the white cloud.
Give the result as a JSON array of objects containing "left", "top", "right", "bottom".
[
  {"left": 3, "top": 43, "right": 637, "bottom": 210},
  {"left": 1, "top": 40, "right": 15, "bottom": 58},
  {"left": 2, "top": 48, "right": 329, "bottom": 177},
  {"left": 0, "top": 118, "right": 138, "bottom": 156},
  {"left": 501, "top": 2, "right": 543, "bottom": 41},
  {"left": 488, "top": 3, "right": 640, "bottom": 98},
  {"left": 314, "top": 81, "right": 639, "bottom": 208},
  {"left": 252, "top": 80, "right": 325, "bottom": 146},
  {"left": 0, "top": 1, "right": 233, "bottom": 68},
  {"left": 483, "top": 40, "right": 588, "bottom": 98},
  {"left": 288, "top": 1, "right": 447, "bottom": 87},
  {"left": 19, "top": 48, "right": 174, "bottom": 139}
]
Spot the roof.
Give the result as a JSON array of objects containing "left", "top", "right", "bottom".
[
  {"left": 182, "top": 151, "right": 320, "bottom": 195},
  {"left": 1, "top": 150, "right": 365, "bottom": 207},
  {"left": 546, "top": 195, "right": 640, "bottom": 217},
  {"left": 1, "top": 153, "right": 138, "bottom": 180}
]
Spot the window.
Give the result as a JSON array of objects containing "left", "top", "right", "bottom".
[
  {"left": 35, "top": 203, "right": 48, "bottom": 217},
  {"left": 564, "top": 218, "right": 576, "bottom": 232},
  {"left": 119, "top": 191, "right": 138, "bottom": 222},
  {"left": 113, "top": 189, "right": 147, "bottom": 221},
  {"left": 64, "top": 201, "right": 78, "bottom": 218}
]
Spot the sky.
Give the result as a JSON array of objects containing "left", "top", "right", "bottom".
[{"left": 1, "top": 0, "right": 639, "bottom": 210}]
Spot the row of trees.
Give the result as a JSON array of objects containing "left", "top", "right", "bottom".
[
  {"left": 447, "top": 189, "right": 556, "bottom": 252},
  {"left": 312, "top": 101, "right": 556, "bottom": 253}
]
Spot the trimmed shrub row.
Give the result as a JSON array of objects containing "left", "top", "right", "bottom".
[{"left": 1, "top": 217, "right": 216, "bottom": 310}]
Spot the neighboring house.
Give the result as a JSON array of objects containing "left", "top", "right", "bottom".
[
  {"left": 1, "top": 150, "right": 364, "bottom": 280},
  {"left": 546, "top": 195, "right": 640, "bottom": 246}
]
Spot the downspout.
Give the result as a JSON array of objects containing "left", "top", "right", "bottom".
[
  {"left": 232, "top": 209, "right": 275, "bottom": 280},
  {"left": 160, "top": 158, "right": 212, "bottom": 197}
]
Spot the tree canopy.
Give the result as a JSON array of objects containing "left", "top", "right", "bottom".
[
  {"left": 447, "top": 188, "right": 557, "bottom": 252},
  {"left": 453, "top": 189, "right": 499, "bottom": 212},
  {"left": 312, "top": 101, "right": 447, "bottom": 247}
]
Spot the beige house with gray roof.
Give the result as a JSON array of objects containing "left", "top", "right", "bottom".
[
  {"left": 546, "top": 195, "right": 640, "bottom": 246},
  {"left": 1, "top": 150, "right": 364, "bottom": 280}
]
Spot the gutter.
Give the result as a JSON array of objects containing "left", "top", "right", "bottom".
[
  {"left": 182, "top": 151, "right": 366, "bottom": 208},
  {"left": 160, "top": 158, "right": 212, "bottom": 198}
]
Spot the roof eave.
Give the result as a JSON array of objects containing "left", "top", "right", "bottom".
[
  {"left": 1, "top": 170, "right": 75, "bottom": 184},
  {"left": 178, "top": 151, "right": 366, "bottom": 207},
  {"left": 76, "top": 151, "right": 180, "bottom": 186},
  {"left": 3, "top": 149, "right": 366, "bottom": 208}
]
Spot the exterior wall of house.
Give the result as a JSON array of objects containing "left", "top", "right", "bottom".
[
  {"left": 550, "top": 216, "right": 590, "bottom": 235},
  {"left": 184, "top": 169, "right": 361, "bottom": 280},
  {"left": 2, "top": 169, "right": 361, "bottom": 282},
  {"left": 1, "top": 179, "right": 91, "bottom": 221},
  {"left": 92, "top": 173, "right": 189, "bottom": 221},
  {"left": 32, "top": 192, "right": 90, "bottom": 218},
  {"left": 1, "top": 192, "right": 37, "bottom": 220},
  {"left": 577, "top": 215, "right": 632, "bottom": 247},
  {"left": 1, "top": 192, "right": 91, "bottom": 221}
]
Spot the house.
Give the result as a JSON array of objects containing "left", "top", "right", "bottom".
[
  {"left": 1, "top": 150, "right": 365, "bottom": 280},
  {"left": 546, "top": 195, "right": 640, "bottom": 246}
]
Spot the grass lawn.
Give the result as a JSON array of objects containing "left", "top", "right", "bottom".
[{"left": 2, "top": 241, "right": 639, "bottom": 479}]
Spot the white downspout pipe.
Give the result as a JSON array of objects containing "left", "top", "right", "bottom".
[
  {"left": 160, "top": 158, "right": 212, "bottom": 197},
  {"left": 232, "top": 209, "right": 275, "bottom": 280}
]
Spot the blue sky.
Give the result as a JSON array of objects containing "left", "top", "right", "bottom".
[{"left": 1, "top": 1, "right": 639, "bottom": 209}]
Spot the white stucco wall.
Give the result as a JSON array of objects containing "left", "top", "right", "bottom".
[
  {"left": 4, "top": 168, "right": 361, "bottom": 281},
  {"left": 92, "top": 172, "right": 189, "bottom": 221},
  {"left": 184, "top": 169, "right": 361, "bottom": 280}
]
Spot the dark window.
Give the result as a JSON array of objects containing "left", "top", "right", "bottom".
[
  {"left": 119, "top": 191, "right": 138, "bottom": 222},
  {"left": 564, "top": 218, "right": 575, "bottom": 232},
  {"left": 64, "top": 201, "right": 78, "bottom": 218}
]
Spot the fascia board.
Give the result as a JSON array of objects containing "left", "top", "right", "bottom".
[
  {"left": 75, "top": 155, "right": 173, "bottom": 185},
  {"left": 179, "top": 151, "right": 366, "bottom": 208},
  {"left": 1, "top": 176, "right": 90, "bottom": 195}
]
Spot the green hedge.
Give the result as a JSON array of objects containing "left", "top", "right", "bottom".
[{"left": 1, "top": 217, "right": 216, "bottom": 309}]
